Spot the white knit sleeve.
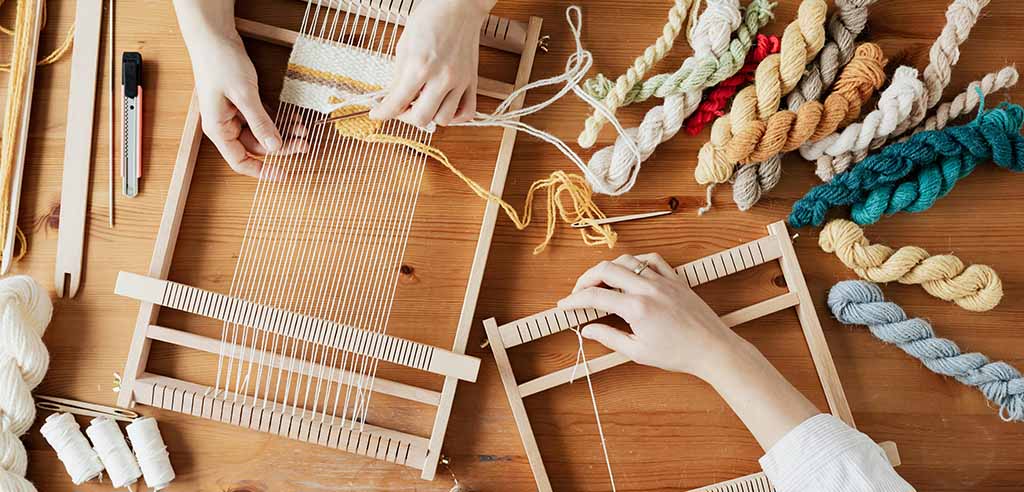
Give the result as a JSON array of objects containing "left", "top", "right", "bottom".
[{"left": 758, "top": 414, "right": 914, "bottom": 492}]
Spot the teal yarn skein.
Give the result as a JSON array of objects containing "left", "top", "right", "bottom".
[
  {"left": 828, "top": 280, "right": 1024, "bottom": 422},
  {"left": 789, "top": 101, "right": 1024, "bottom": 228}
]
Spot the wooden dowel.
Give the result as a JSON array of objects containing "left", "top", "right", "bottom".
[{"left": 146, "top": 324, "right": 442, "bottom": 406}]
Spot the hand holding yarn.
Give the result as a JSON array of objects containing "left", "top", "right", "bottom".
[
  {"left": 0, "top": 276, "right": 53, "bottom": 492},
  {"left": 819, "top": 219, "right": 1002, "bottom": 311},
  {"left": 828, "top": 280, "right": 1024, "bottom": 422}
]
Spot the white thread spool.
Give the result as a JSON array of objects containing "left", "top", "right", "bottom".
[
  {"left": 39, "top": 413, "right": 104, "bottom": 485},
  {"left": 126, "top": 418, "right": 174, "bottom": 490},
  {"left": 86, "top": 417, "right": 141, "bottom": 489}
]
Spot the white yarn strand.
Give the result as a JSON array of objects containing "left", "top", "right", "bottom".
[
  {"left": 126, "top": 418, "right": 175, "bottom": 491},
  {"left": 86, "top": 417, "right": 141, "bottom": 489},
  {"left": 39, "top": 413, "right": 104, "bottom": 485},
  {"left": 0, "top": 275, "right": 53, "bottom": 492},
  {"left": 569, "top": 328, "right": 617, "bottom": 492}
]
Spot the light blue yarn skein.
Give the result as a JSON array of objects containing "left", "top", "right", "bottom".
[{"left": 828, "top": 280, "right": 1024, "bottom": 422}]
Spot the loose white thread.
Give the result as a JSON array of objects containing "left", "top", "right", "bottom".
[
  {"left": 569, "top": 328, "right": 616, "bottom": 492},
  {"left": 86, "top": 417, "right": 141, "bottom": 490},
  {"left": 39, "top": 413, "right": 104, "bottom": 485},
  {"left": 126, "top": 417, "right": 175, "bottom": 491},
  {"left": 325, "top": 6, "right": 644, "bottom": 195},
  {"left": 0, "top": 275, "right": 53, "bottom": 492}
]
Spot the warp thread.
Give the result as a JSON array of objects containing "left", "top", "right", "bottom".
[
  {"left": 828, "top": 280, "right": 1024, "bottom": 422},
  {"left": 807, "top": 0, "right": 990, "bottom": 180},
  {"left": 569, "top": 327, "right": 616, "bottom": 492},
  {"left": 126, "top": 418, "right": 175, "bottom": 491},
  {"left": 580, "top": 0, "right": 743, "bottom": 106},
  {"left": 730, "top": 43, "right": 887, "bottom": 211},
  {"left": 693, "top": 0, "right": 827, "bottom": 212},
  {"left": 788, "top": 102, "right": 1024, "bottom": 228},
  {"left": 39, "top": 413, "right": 104, "bottom": 485},
  {"left": 576, "top": 0, "right": 702, "bottom": 146},
  {"left": 584, "top": 0, "right": 774, "bottom": 194},
  {"left": 683, "top": 34, "right": 780, "bottom": 136},
  {"left": 0, "top": 275, "right": 52, "bottom": 492},
  {"left": 86, "top": 417, "right": 141, "bottom": 489},
  {"left": 785, "top": 0, "right": 878, "bottom": 110},
  {"left": 819, "top": 219, "right": 1003, "bottom": 311}
]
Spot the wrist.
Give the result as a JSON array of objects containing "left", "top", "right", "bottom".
[
  {"left": 689, "top": 333, "right": 763, "bottom": 385},
  {"left": 173, "top": 0, "right": 239, "bottom": 49}
]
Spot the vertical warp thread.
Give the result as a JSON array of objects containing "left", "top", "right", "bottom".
[
  {"left": 819, "top": 219, "right": 1003, "bottom": 311},
  {"left": 828, "top": 280, "right": 1024, "bottom": 422}
]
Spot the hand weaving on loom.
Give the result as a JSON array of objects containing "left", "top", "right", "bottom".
[{"left": 6, "top": 0, "right": 1024, "bottom": 491}]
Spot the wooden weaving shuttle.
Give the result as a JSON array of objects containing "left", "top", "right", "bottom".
[{"left": 483, "top": 221, "right": 901, "bottom": 491}]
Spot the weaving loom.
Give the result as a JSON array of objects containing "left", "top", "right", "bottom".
[
  {"left": 114, "top": 0, "right": 541, "bottom": 480},
  {"left": 484, "top": 221, "right": 902, "bottom": 491}
]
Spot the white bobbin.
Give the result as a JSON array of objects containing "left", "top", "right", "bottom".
[
  {"left": 125, "top": 417, "right": 174, "bottom": 490},
  {"left": 86, "top": 416, "right": 141, "bottom": 489},
  {"left": 38, "top": 413, "right": 104, "bottom": 485}
]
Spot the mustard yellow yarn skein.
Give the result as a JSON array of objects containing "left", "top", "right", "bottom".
[{"left": 819, "top": 219, "right": 1003, "bottom": 312}]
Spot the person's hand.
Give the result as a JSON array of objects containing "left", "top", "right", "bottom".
[
  {"left": 174, "top": 0, "right": 307, "bottom": 177},
  {"left": 557, "top": 253, "right": 742, "bottom": 380},
  {"left": 369, "top": 0, "right": 495, "bottom": 127}
]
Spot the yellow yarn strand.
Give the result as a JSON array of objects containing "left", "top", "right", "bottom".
[
  {"left": 0, "top": 0, "right": 75, "bottom": 72},
  {"left": 819, "top": 219, "right": 1003, "bottom": 312}
]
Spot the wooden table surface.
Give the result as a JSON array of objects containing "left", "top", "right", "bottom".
[{"left": 9, "top": 0, "right": 1024, "bottom": 490}]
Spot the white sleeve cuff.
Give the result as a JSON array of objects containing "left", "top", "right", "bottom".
[{"left": 758, "top": 414, "right": 913, "bottom": 492}]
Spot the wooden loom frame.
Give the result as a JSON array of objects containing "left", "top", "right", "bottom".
[
  {"left": 115, "top": 1, "right": 542, "bottom": 481},
  {"left": 484, "top": 221, "right": 902, "bottom": 491}
]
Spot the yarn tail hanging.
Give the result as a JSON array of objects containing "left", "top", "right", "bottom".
[{"left": 828, "top": 280, "right": 1024, "bottom": 422}]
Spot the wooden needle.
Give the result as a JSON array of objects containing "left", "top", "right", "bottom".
[
  {"left": 312, "top": 109, "right": 371, "bottom": 126},
  {"left": 570, "top": 209, "right": 673, "bottom": 228},
  {"left": 107, "top": 0, "right": 115, "bottom": 227}
]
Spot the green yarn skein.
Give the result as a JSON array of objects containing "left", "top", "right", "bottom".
[{"left": 789, "top": 101, "right": 1024, "bottom": 228}]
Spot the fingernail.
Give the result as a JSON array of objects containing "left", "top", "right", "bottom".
[
  {"left": 581, "top": 326, "right": 595, "bottom": 339},
  {"left": 267, "top": 136, "right": 282, "bottom": 152}
]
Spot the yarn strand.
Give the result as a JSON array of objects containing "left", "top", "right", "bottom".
[
  {"left": 828, "top": 280, "right": 1024, "bottom": 422},
  {"left": 819, "top": 219, "right": 1003, "bottom": 311}
]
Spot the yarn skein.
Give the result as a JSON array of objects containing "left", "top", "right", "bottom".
[
  {"left": 900, "top": 66, "right": 1019, "bottom": 140},
  {"left": 785, "top": 0, "right": 877, "bottom": 110},
  {"left": 805, "top": 0, "right": 991, "bottom": 180},
  {"left": 788, "top": 102, "right": 1024, "bottom": 228},
  {"left": 584, "top": 0, "right": 769, "bottom": 194},
  {"left": 731, "top": 43, "right": 886, "bottom": 211},
  {"left": 693, "top": 0, "right": 827, "bottom": 199},
  {"left": 819, "top": 219, "right": 1003, "bottom": 311},
  {"left": 0, "top": 275, "right": 53, "bottom": 492},
  {"left": 828, "top": 280, "right": 1024, "bottom": 422},
  {"left": 683, "top": 34, "right": 781, "bottom": 136},
  {"left": 576, "top": 0, "right": 702, "bottom": 147},
  {"left": 126, "top": 417, "right": 175, "bottom": 491}
]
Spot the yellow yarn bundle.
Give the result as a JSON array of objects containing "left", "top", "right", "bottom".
[
  {"left": 694, "top": 0, "right": 827, "bottom": 186},
  {"left": 326, "top": 104, "right": 616, "bottom": 255},
  {"left": 819, "top": 219, "right": 1003, "bottom": 312}
]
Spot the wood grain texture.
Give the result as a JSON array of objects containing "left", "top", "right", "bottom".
[{"left": 9, "top": 0, "right": 1024, "bottom": 491}]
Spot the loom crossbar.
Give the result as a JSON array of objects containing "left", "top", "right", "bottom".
[
  {"left": 484, "top": 221, "right": 900, "bottom": 491},
  {"left": 116, "top": 272, "right": 480, "bottom": 382},
  {"left": 115, "top": 6, "right": 544, "bottom": 480}
]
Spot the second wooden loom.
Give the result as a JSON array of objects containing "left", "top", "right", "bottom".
[
  {"left": 114, "top": 0, "right": 542, "bottom": 481},
  {"left": 484, "top": 221, "right": 902, "bottom": 491}
]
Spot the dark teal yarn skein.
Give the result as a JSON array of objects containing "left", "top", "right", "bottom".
[{"left": 789, "top": 102, "right": 1024, "bottom": 228}]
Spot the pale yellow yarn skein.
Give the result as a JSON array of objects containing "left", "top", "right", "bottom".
[
  {"left": 819, "top": 219, "right": 1003, "bottom": 312},
  {"left": 694, "top": 0, "right": 827, "bottom": 189},
  {"left": 0, "top": 275, "right": 53, "bottom": 492}
]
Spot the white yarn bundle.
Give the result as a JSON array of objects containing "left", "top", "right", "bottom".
[
  {"left": 0, "top": 275, "right": 52, "bottom": 492},
  {"left": 87, "top": 417, "right": 142, "bottom": 489},
  {"left": 39, "top": 413, "right": 104, "bottom": 485},
  {"left": 126, "top": 418, "right": 175, "bottom": 491}
]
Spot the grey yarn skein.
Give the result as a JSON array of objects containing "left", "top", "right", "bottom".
[
  {"left": 734, "top": 0, "right": 877, "bottom": 210},
  {"left": 828, "top": 280, "right": 1024, "bottom": 422}
]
